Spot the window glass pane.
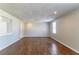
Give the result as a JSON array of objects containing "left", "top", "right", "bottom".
[{"left": 0, "top": 21, "right": 7, "bottom": 34}]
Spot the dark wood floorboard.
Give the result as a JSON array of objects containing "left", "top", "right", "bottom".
[{"left": 0, "top": 37, "right": 78, "bottom": 55}]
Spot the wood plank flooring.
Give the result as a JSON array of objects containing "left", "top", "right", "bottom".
[{"left": 0, "top": 37, "right": 78, "bottom": 55}]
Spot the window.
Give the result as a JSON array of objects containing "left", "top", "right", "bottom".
[
  {"left": 0, "top": 16, "right": 12, "bottom": 35},
  {"left": 52, "top": 21, "right": 56, "bottom": 34},
  {"left": 0, "top": 21, "right": 7, "bottom": 34}
]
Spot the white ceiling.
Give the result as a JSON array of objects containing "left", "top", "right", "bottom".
[{"left": 0, "top": 3, "right": 79, "bottom": 22}]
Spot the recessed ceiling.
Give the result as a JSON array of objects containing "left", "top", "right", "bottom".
[{"left": 0, "top": 3, "right": 79, "bottom": 22}]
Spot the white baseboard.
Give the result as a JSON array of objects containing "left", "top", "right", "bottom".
[
  {"left": 50, "top": 36, "right": 79, "bottom": 54},
  {"left": 0, "top": 39, "right": 18, "bottom": 51},
  {"left": 23, "top": 36, "right": 49, "bottom": 38},
  {"left": 0, "top": 37, "right": 23, "bottom": 51}
]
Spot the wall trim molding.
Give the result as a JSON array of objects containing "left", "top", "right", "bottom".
[
  {"left": 23, "top": 37, "right": 49, "bottom": 38},
  {"left": 0, "top": 39, "right": 18, "bottom": 51},
  {"left": 23, "top": 35, "right": 49, "bottom": 38},
  {"left": 0, "top": 37, "right": 23, "bottom": 51},
  {"left": 50, "top": 36, "right": 79, "bottom": 54}
]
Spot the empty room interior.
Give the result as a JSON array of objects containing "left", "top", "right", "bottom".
[{"left": 0, "top": 3, "right": 79, "bottom": 55}]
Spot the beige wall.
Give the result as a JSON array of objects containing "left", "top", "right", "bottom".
[{"left": 50, "top": 9, "right": 79, "bottom": 53}]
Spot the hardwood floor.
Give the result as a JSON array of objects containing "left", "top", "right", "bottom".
[{"left": 0, "top": 37, "right": 78, "bottom": 55}]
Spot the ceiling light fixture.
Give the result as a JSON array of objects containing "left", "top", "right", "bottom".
[
  {"left": 54, "top": 11, "right": 57, "bottom": 15},
  {"left": 0, "top": 16, "right": 2, "bottom": 22}
]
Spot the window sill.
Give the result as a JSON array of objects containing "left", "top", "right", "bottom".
[{"left": 0, "top": 33, "right": 12, "bottom": 36}]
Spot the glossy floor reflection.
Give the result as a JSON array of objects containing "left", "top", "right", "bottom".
[{"left": 0, "top": 37, "right": 78, "bottom": 55}]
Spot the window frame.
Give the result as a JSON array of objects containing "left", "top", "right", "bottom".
[
  {"left": 0, "top": 21, "right": 7, "bottom": 34},
  {"left": 0, "top": 16, "right": 12, "bottom": 36}
]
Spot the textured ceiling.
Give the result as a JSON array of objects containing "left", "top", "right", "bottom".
[{"left": 0, "top": 3, "right": 79, "bottom": 22}]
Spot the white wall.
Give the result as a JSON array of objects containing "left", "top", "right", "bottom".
[
  {"left": 49, "top": 22, "right": 56, "bottom": 39},
  {"left": 0, "top": 9, "right": 24, "bottom": 51},
  {"left": 24, "top": 22, "right": 49, "bottom": 37},
  {"left": 50, "top": 9, "right": 79, "bottom": 53},
  {"left": 20, "top": 22, "right": 24, "bottom": 38}
]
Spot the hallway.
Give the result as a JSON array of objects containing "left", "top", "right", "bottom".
[{"left": 0, "top": 37, "right": 78, "bottom": 55}]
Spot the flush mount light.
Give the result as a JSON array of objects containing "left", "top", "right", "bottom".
[
  {"left": 0, "top": 16, "right": 2, "bottom": 19},
  {"left": 0, "top": 16, "right": 2, "bottom": 21},
  {"left": 54, "top": 11, "right": 57, "bottom": 15}
]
